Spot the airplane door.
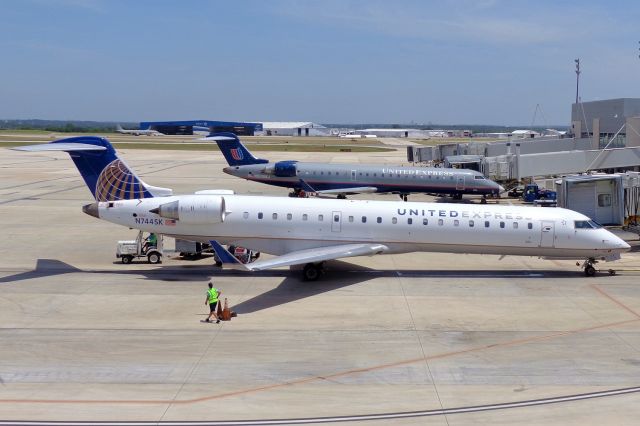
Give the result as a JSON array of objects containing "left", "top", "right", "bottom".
[
  {"left": 351, "top": 170, "right": 357, "bottom": 181},
  {"left": 331, "top": 211, "right": 342, "bottom": 232},
  {"left": 540, "top": 221, "right": 555, "bottom": 247},
  {"left": 456, "top": 175, "right": 465, "bottom": 190}
]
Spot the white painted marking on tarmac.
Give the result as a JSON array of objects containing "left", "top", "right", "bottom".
[{"left": 2, "top": 386, "right": 639, "bottom": 425}]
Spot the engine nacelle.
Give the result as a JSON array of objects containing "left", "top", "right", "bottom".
[
  {"left": 273, "top": 161, "right": 298, "bottom": 177},
  {"left": 151, "top": 195, "right": 226, "bottom": 224}
]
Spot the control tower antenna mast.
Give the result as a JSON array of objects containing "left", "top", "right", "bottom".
[{"left": 574, "top": 58, "right": 581, "bottom": 104}]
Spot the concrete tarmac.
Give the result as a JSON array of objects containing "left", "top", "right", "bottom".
[{"left": 1, "top": 143, "right": 640, "bottom": 424}]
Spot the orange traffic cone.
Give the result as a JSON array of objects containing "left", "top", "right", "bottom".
[
  {"left": 222, "top": 298, "right": 232, "bottom": 321},
  {"left": 216, "top": 300, "right": 223, "bottom": 318}
]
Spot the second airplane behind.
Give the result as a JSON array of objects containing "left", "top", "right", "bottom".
[{"left": 208, "top": 133, "right": 503, "bottom": 201}]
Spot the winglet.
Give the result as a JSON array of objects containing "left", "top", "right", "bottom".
[{"left": 210, "top": 241, "right": 251, "bottom": 271}]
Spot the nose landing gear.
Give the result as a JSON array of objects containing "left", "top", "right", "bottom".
[{"left": 578, "top": 258, "right": 617, "bottom": 277}]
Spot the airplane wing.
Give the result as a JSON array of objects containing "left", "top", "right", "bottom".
[
  {"left": 297, "top": 179, "right": 378, "bottom": 196},
  {"left": 210, "top": 241, "right": 388, "bottom": 271},
  {"left": 316, "top": 187, "right": 379, "bottom": 195}
]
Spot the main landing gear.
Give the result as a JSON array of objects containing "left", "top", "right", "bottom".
[
  {"left": 578, "top": 258, "right": 617, "bottom": 277},
  {"left": 289, "top": 189, "right": 309, "bottom": 198},
  {"left": 303, "top": 262, "right": 325, "bottom": 281},
  {"left": 398, "top": 194, "right": 408, "bottom": 202}
]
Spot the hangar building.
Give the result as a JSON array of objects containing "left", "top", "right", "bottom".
[
  {"left": 259, "top": 122, "right": 328, "bottom": 136},
  {"left": 139, "top": 120, "right": 262, "bottom": 136}
]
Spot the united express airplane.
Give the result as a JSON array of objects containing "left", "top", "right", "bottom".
[
  {"left": 207, "top": 133, "right": 503, "bottom": 201},
  {"left": 14, "top": 136, "right": 629, "bottom": 280}
]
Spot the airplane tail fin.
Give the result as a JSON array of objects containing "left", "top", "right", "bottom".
[
  {"left": 12, "top": 136, "right": 172, "bottom": 201},
  {"left": 115, "top": 123, "right": 124, "bottom": 131},
  {"left": 205, "top": 132, "right": 268, "bottom": 166}
]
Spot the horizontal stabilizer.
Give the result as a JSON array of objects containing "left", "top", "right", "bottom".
[
  {"left": 12, "top": 143, "right": 107, "bottom": 152},
  {"left": 199, "top": 135, "right": 236, "bottom": 141}
]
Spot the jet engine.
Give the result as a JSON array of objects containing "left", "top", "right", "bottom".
[
  {"left": 150, "top": 195, "right": 227, "bottom": 224},
  {"left": 272, "top": 161, "right": 298, "bottom": 177}
]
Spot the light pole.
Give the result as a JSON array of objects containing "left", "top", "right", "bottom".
[{"left": 574, "top": 58, "right": 580, "bottom": 105}]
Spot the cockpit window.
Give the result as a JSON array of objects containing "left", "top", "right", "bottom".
[
  {"left": 474, "top": 175, "right": 485, "bottom": 180},
  {"left": 574, "top": 220, "right": 602, "bottom": 229}
]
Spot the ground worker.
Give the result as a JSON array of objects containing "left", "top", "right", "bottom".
[
  {"left": 143, "top": 233, "right": 157, "bottom": 253},
  {"left": 204, "top": 282, "right": 221, "bottom": 323}
]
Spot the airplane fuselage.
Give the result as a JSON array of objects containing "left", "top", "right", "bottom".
[
  {"left": 92, "top": 195, "right": 628, "bottom": 261},
  {"left": 224, "top": 163, "right": 501, "bottom": 196}
]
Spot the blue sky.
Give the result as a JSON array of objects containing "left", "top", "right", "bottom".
[{"left": 1, "top": 0, "right": 639, "bottom": 125}]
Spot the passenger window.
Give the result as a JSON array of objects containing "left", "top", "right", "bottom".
[
  {"left": 377, "top": 217, "right": 382, "bottom": 224},
  {"left": 454, "top": 219, "right": 459, "bottom": 226},
  {"left": 500, "top": 221, "right": 505, "bottom": 228},
  {"left": 469, "top": 220, "right": 474, "bottom": 227},
  {"left": 302, "top": 214, "right": 308, "bottom": 221},
  {"left": 423, "top": 218, "right": 428, "bottom": 225},
  {"left": 287, "top": 213, "right": 292, "bottom": 220},
  {"left": 348, "top": 216, "right": 354, "bottom": 223},
  {"left": 334, "top": 215, "right": 339, "bottom": 222},
  {"left": 392, "top": 217, "right": 397, "bottom": 224},
  {"left": 272, "top": 213, "right": 278, "bottom": 220},
  {"left": 438, "top": 219, "right": 444, "bottom": 226},
  {"left": 243, "top": 212, "right": 249, "bottom": 219},
  {"left": 485, "top": 221, "right": 490, "bottom": 228},
  {"left": 318, "top": 214, "right": 324, "bottom": 221},
  {"left": 366, "top": 173, "right": 369, "bottom": 176},
  {"left": 362, "top": 216, "right": 367, "bottom": 223},
  {"left": 374, "top": 173, "right": 377, "bottom": 177},
  {"left": 527, "top": 223, "right": 532, "bottom": 229},
  {"left": 408, "top": 218, "right": 413, "bottom": 225},
  {"left": 258, "top": 212, "right": 263, "bottom": 219},
  {"left": 513, "top": 222, "right": 518, "bottom": 229}
]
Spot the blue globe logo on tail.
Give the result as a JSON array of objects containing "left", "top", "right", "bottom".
[
  {"left": 95, "top": 159, "right": 151, "bottom": 201},
  {"left": 230, "top": 147, "right": 244, "bottom": 161}
]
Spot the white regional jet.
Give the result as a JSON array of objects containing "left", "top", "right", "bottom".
[
  {"left": 115, "top": 123, "right": 163, "bottom": 136},
  {"left": 14, "top": 136, "right": 630, "bottom": 280}
]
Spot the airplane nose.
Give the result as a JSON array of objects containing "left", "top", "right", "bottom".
[
  {"left": 498, "top": 184, "right": 506, "bottom": 193},
  {"left": 82, "top": 202, "right": 99, "bottom": 218}
]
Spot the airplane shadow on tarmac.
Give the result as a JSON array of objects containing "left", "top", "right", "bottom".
[{"left": 0, "top": 258, "right": 598, "bottom": 312}]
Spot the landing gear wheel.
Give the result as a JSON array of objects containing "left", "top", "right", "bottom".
[
  {"left": 584, "top": 265, "right": 596, "bottom": 277},
  {"left": 303, "top": 263, "right": 321, "bottom": 281},
  {"left": 147, "top": 252, "right": 161, "bottom": 264},
  {"left": 121, "top": 255, "right": 133, "bottom": 265},
  {"left": 337, "top": 194, "right": 347, "bottom": 199},
  {"left": 481, "top": 196, "right": 487, "bottom": 204}
]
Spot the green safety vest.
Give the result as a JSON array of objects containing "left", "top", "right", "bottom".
[{"left": 207, "top": 288, "right": 219, "bottom": 304}]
